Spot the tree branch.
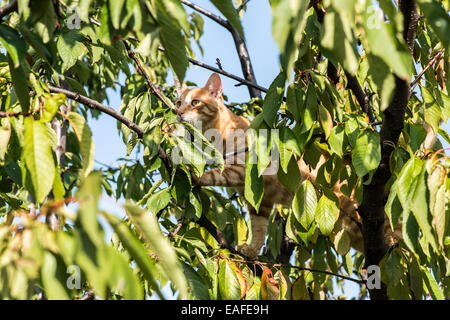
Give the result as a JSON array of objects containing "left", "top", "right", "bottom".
[
  {"left": 181, "top": 0, "right": 261, "bottom": 98},
  {"left": 345, "top": 71, "right": 376, "bottom": 124},
  {"left": 0, "top": 0, "right": 17, "bottom": 20},
  {"left": 237, "top": 0, "right": 251, "bottom": 12},
  {"left": 219, "top": 255, "right": 366, "bottom": 285},
  {"left": 158, "top": 46, "right": 269, "bottom": 94},
  {"left": 180, "top": 0, "right": 229, "bottom": 28},
  {"left": 410, "top": 49, "right": 444, "bottom": 88},
  {"left": 358, "top": 0, "right": 419, "bottom": 300},
  {"left": 47, "top": 85, "right": 173, "bottom": 174},
  {"left": 122, "top": 40, "right": 174, "bottom": 110}
]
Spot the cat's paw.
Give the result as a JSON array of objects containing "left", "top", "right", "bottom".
[{"left": 236, "top": 244, "right": 259, "bottom": 259}]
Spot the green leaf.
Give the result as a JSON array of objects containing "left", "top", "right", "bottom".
[
  {"left": 76, "top": 172, "right": 103, "bottom": 247},
  {"left": 32, "top": 0, "right": 56, "bottom": 43},
  {"left": 328, "top": 125, "right": 346, "bottom": 157},
  {"left": 410, "top": 165, "right": 439, "bottom": 251},
  {"left": 181, "top": 121, "right": 224, "bottom": 171},
  {"left": 300, "top": 83, "right": 318, "bottom": 133},
  {"left": 182, "top": 264, "right": 211, "bottom": 300},
  {"left": 361, "top": 1, "right": 411, "bottom": 80},
  {"left": 416, "top": 0, "right": 450, "bottom": 52},
  {"left": 67, "top": 112, "right": 95, "bottom": 179},
  {"left": 351, "top": 130, "right": 381, "bottom": 177},
  {"left": 23, "top": 118, "right": 55, "bottom": 203},
  {"left": 334, "top": 229, "right": 350, "bottom": 256},
  {"left": 244, "top": 131, "right": 264, "bottom": 211},
  {"left": 270, "top": 0, "right": 309, "bottom": 72},
  {"left": 320, "top": 7, "right": 359, "bottom": 75},
  {"left": 291, "top": 276, "right": 307, "bottom": 300},
  {"left": 380, "top": 249, "right": 404, "bottom": 286},
  {"left": 157, "top": 7, "right": 188, "bottom": 83},
  {"left": 279, "top": 126, "right": 302, "bottom": 156},
  {"left": 156, "top": 0, "right": 190, "bottom": 35},
  {"left": 173, "top": 135, "right": 206, "bottom": 177},
  {"left": 105, "top": 246, "right": 144, "bottom": 300},
  {"left": 318, "top": 104, "right": 333, "bottom": 139},
  {"left": 421, "top": 86, "right": 442, "bottom": 133},
  {"left": 292, "top": 180, "right": 317, "bottom": 229},
  {"left": 7, "top": 55, "right": 30, "bottom": 112},
  {"left": 0, "top": 25, "right": 27, "bottom": 68},
  {"left": 422, "top": 267, "right": 445, "bottom": 300},
  {"left": 218, "top": 259, "right": 246, "bottom": 300},
  {"left": 0, "top": 119, "right": 11, "bottom": 161},
  {"left": 78, "top": 0, "right": 94, "bottom": 22},
  {"left": 57, "top": 30, "right": 87, "bottom": 73},
  {"left": 41, "top": 252, "right": 70, "bottom": 300},
  {"left": 315, "top": 193, "right": 339, "bottom": 236},
  {"left": 277, "top": 155, "right": 301, "bottom": 193},
  {"left": 262, "top": 71, "right": 286, "bottom": 127},
  {"left": 124, "top": 203, "right": 188, "bottom": 299},
  {"left": 433, "top": 184, "right": 447, "bottom": 248},
  {"left": 147, "top": 188, "right": 171, "bottom": 215},
  {"left": 210, "top": 0, "right": 244, "bottom": 38},
  {"left": 108, "top": 0, "right": 126, "bottom": 29},
  {"left": 366, "top": 53, "right": 396, "bottom": 112},
  {"left": 101, "top": 211, "right": 163, "bottom": 299},
  {"left": 385, "top": 181, "right": 403, "bottom": 231}
]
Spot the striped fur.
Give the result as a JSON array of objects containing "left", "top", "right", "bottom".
[{"left": 176, "top": 73, "right": 401, "bottom": 258}]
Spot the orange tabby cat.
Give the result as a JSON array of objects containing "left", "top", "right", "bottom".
[{"left": 175, "top": 73, "right": 401, "bottom": 258}]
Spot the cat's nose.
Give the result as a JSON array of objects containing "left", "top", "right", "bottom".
[{"left": 177, "top": 108, "right": 184, "bottom": 116}]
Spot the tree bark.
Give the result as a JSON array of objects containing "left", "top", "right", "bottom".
[{"left": 358, "top": 0, "right": 419, "bottom": 300}]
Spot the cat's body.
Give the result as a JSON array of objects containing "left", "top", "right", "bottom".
[{"left": 176, "top": 73, "right": 401, "bottom": 258}]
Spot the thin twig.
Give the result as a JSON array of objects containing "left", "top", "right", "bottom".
[
  {"left": 168, "top": 217, "right": 186, "bottom": 238},
  {"left": 160, "top": 47, "right": 269, "bottom": 94},
  {"left": 47, "top": 85, "right": 173, "bottom": 174},
  {"left": 410, "top": 49, "right": 444, "bottom": 88},
  {"left": 122, "top": 40, "right": 174, "bottom": 110},
  {"left": 237, "top": 0, "right": 251, "bottom": 12},
  {"left": 218, "top": 255, "right": 366, "bottom": 285},
  {"left": 215, "top": 58, "right": 223, "bottom": 71},
  {"left": 181, "top": 0, "right": 261, "bottom": 98},
  {"left": 181, "top": 0, "right": 229, "bottom": 29},
  {"left": 0, "top": 108, "right": 43, "bottom": 117}
]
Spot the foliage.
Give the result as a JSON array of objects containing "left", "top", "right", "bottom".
[{"left": 0, "top": 0, "right": 449, "bottom": 300}]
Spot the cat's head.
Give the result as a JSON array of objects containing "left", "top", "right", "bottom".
[{"left": 175, "top": 73, "right": 224, "bottom": 130}]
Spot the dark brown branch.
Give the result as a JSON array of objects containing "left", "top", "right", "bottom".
[
  {"left": 0, "top": 0, "right": 17, "bottom": 20},
  {"left": 122, "top": 40, "right": 174, "bottom": 110},
  {"left": 181, "top": 0, "right": 261, "bottom": 98},
  {"left": 49, "top": 87, "right": 231, "bottom": 251},
  {"left": 181, "top": 0, "right": 229, "bottom": 28},
  {"left": 197, "top": 215, "right": 238, "bottom": 254},
  {"left": 47, "top": 86, "right": 173, "bottom": 174},
  {"left": 358, "top": 0, "right": 419, "bottom": 300},
  {"left": 158, "top": 46, "right": 269, "bottom": 94},
  {"left": 237, "top": 0, "right": 251, "bottom": 12},
  {"left": 345, "top": 71, "right": 376, "bottom": 124}
]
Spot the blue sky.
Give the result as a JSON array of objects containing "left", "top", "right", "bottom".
[{"left": 86, "top": 1, "right": 447, "bottom": 299}]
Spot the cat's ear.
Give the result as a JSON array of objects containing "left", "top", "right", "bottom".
[
  {"left": 174, "top": 76, "right": 188, "bottom": 96},
  {"left": 204, "top": 73, "right": 223, "bottom": 99}
]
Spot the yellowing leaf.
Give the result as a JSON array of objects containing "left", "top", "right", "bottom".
[{"left": 260, "top": 267, "right": 279, "bottom": 300}]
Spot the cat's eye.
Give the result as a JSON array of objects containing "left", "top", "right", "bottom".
[
  {"left": 191, "top": 99, "right": 201, "bottom": 107},
  {"left": 176, "top": 101, "right": 182, "bottom": 108}
]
